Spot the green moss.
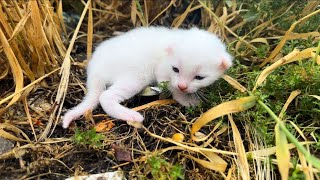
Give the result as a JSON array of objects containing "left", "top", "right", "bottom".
[
  {"left": 72, "top": 128, "right": 105, "bottom": 148},
  {"left": 146, "top": 155, "right": 184, "bottom": 180}
]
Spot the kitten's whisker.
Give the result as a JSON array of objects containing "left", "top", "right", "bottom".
[
  {"left": 194, "top": 92, "right": 202, "bottom": 102},
  {"left": 195, "top": 91, "right": 209, "bottom": 103}
]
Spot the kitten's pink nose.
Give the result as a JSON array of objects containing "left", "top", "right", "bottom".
[{"left": 178, "top": 83, "right": 188, "bottom": 91}]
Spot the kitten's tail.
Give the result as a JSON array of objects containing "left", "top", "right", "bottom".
[{"left": 62, "top": 78, "right": 105, "bottom": 128}]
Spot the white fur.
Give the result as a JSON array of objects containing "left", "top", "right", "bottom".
[{"left": 62, "top": 27, "right": 232, "bottom": 128}]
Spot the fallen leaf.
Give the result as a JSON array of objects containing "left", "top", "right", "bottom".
[
  {"left": 172, "top": 133, "right": 184, "bottom": 142},
  {"left": 111, "top": 144, "right": 132, "bottom": 162},
  {"left": 95, "top": 120, "right": 115, "bottom": 133}
]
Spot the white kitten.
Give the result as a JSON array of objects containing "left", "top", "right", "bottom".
[{"left": 62, "top": 26, "right": 232, "bottom": 128}]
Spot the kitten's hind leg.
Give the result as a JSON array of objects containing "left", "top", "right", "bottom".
[
  {"left": 99, "top": 78, "right": 146, "bottom": 122},
  {"left": 62, "top": 77, "right": 106, "bottom": 128}
]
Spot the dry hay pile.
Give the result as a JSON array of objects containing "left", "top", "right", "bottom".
[{"left": 0, "top": 0, "right": 320, "bottom": 179}]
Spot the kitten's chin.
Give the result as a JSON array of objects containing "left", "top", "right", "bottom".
[{"left": 182, "top": 89, "right": 197, "bottom": 94}]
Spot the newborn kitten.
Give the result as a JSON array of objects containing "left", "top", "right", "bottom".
[{"left": 62, "top": 26, "right": 232, "bottom": 128}]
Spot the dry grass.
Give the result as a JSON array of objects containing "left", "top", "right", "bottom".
[{"left": 0, "top": 0, "right": 320, "bottom": 179}]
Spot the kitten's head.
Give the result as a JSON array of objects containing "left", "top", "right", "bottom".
[{"left": 165, "top": 28, "right": 232, "bottom": 94}]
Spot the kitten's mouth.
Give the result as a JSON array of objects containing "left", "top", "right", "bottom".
[{"left": 178, "top": 89, "right": 195, "bottom": 94}]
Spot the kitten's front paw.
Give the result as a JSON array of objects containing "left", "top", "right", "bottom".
[
  {"left": 62, "top": 111, "right": 78, "bottom": 128},
  {"left": 119, "top": 110, "right": 144, "bottom": 122}
]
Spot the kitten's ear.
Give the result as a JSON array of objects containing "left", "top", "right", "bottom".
[
  {"left": 219, "top": 53, "right": 233, "bottom": 71},
  {"left": 165, "top": 44, "right": 175, "bottom": 56}
]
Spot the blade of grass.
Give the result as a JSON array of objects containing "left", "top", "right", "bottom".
[
  {"left": 275, "top": 122, "right": 290, "bottom": 179},
  {"left": 247, "top": 141, "right": 314, "bottom": 157},
  {"left": 148, "top": 0, "right": 176, "bottom": 25},
  {"left": 279, "top": 90, "right": 301, "bottom": 119},
  {"left": 172, "top": 1, "right": 194, "bottom": 28},
  {"left": 222, "top": 74, "right": 247, "bottom": 92},
  {"left": 229, "top": 115, "right": 250, "bottom": 179},
  {"left": 314, "top": 40, "right": 320, "bottom": 65},
  {"left": 0, "top": 24, "right": 24, "bottom": 114},
  {"left": 191, "top": 96, "right": 257, "bottom": 141}
]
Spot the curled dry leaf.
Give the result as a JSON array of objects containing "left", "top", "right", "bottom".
[
  {"left": 191, "top": 96, "right": 257, "bottom": 141},
  {"left": 172, "top": 133, "right": 184, "bottom": 142},
  {"left": 184, "top": 154, "right": 227, "bottom": 172},
  {"left": 201, "top": 150, "right": 228, "bottom": 172},
  {"left": 111, "top": 144, "right": 132, "bottom": 162},
  {"left": 250, "top": 37, "right": 269, "bottom": 45},
  {"left": 222, "top": 74, "right": 247, "bottom": 92},
  {"left": 95, "top": 120, "right": 115, "bottom": 133},
  {"left": 279, "top": 90, "right": 301, "bottom": 119},
  {"left": 309, "top": 95, "right": 320, "bottom": 101}
]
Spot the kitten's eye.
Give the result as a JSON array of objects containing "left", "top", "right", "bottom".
[
  {"left": 172, "top": 66, "right": 179, "bottom": 73},
  {"left": 194, "top": 75, "right": 205, "bottom": 80}
]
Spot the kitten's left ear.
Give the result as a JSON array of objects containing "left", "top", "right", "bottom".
[
  {"left": 165, "top": 44, "right": 176, "bottom": 56},
  {"left": 219, "top": 53, "right": 233, "bottom": 71}
]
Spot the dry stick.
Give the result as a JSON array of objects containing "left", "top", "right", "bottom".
[
  {"left": 39, "top": 0, "right": 91, "bottom": 141},
  {"left": 247, "top": 91, "right": 320, "bottom": 170},
  {"left": 87, "top": 0, "right": 93, "bottom": 60},
  {"left": 143, "top": 0, "right": 149, "bottom": 25},
  {"left": 23, "top": 98, "right": 37, "bottom": 142},
  {"left": 142, "top": 126, "right": 237, "bottom": 156}
]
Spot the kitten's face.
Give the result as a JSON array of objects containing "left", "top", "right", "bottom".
[
  {"left": 164, "top": 31, "right": 232, "bottom": 94},
  {"left": 167, "top": 56, "right": 229, "bottom": 94}
]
